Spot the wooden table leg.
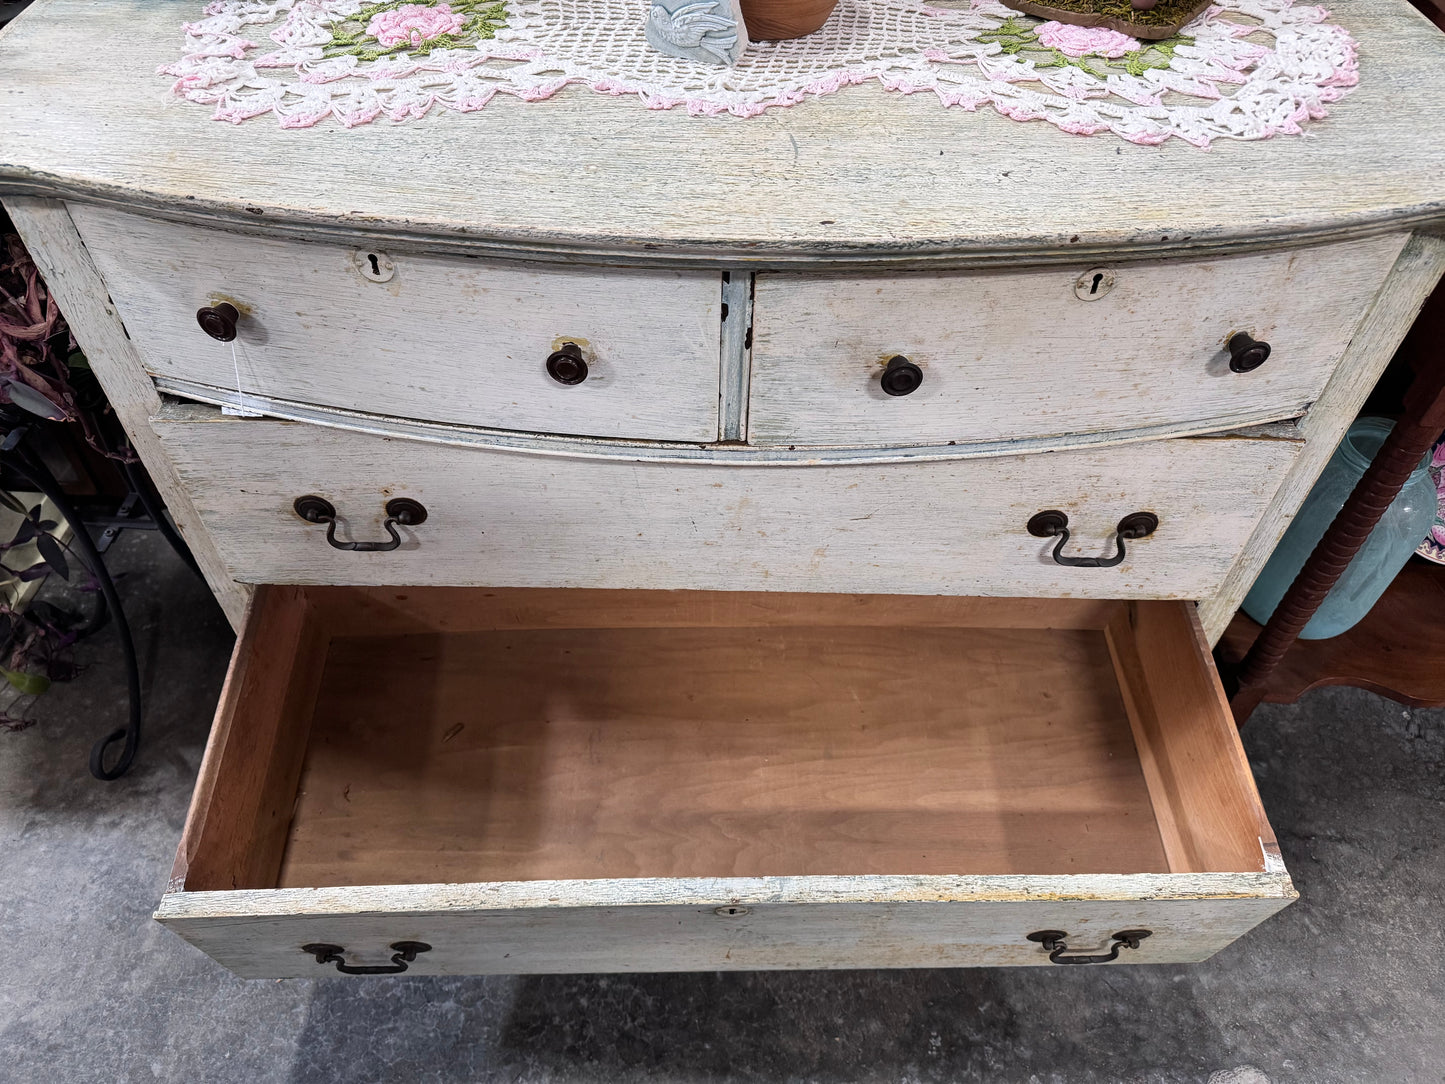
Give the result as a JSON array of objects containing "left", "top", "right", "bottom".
[{"left": 1230, "top": 308, "right": 1445, "bottom": 725}]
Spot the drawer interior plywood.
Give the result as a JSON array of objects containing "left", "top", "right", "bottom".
[
  {"left": 176, "top": 588, "right": 1273, "bottom": 897},
  {"left": 278, "top": 623, "right": 1167, "bottom": 887}
]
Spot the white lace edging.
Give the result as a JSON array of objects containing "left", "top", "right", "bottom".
[{"left": 161, "top": 0, "right": 1360, "bottom": 147}]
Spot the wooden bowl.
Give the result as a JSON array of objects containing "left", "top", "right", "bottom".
[{"left": 739, "top": 0, "right": 839, "bottom": 40}]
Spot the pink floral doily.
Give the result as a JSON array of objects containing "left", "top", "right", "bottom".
[{"left": 163, "top": 0, "right": 1360, "bottom": 147}]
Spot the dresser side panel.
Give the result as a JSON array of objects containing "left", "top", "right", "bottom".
[
  {"left": 2, "top": 196, "right": 248, "bottom": 627},
  {"left": 1198, "top": 232, "right": 1445, "bottom": 643}
]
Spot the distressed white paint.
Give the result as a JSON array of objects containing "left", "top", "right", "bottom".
[
  {"left": 153, "top": 404, "right": 1300, "bottom": 599},
  {"left": 1197, "top": 234, "right": 1445, "bottom": 643},
  {"left": 156, "top": 872, "right": 1295, "bottom": 978},
  {"left": 1, "top": 2, "right": 1443, "bottom": 269},
  {"left": 3, "top": 0, "right": 1442, "bottom": 981},
  {"left": 719, "top": 271, "right": 753, "bottom": 441},
  {"left": 749, "top": 236, "right": 1407, "bottom": 447},
  {"left": 0, "top": 197, "right": 249, "bottom": 627},
  {"left": 151, "top": 375, "right": 1299, "bottom": 466},
  {"left": 68, "top": 204, "right": 724, "bottom": 442}
]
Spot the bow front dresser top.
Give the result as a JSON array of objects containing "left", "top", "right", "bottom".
[{"left": 3, "top": 0, "right": 1444, "bottom": 978}]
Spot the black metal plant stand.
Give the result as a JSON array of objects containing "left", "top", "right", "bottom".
[{"left": 0, "top": 428, "right": 141, "bottom": 777}]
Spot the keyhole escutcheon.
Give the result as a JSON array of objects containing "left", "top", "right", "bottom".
[
  {"left": 354, "top": 250, "right": 396, "bottom": 283},
  {"left": 1073, "top": 268, "right": 1116, "bottom": 301}
]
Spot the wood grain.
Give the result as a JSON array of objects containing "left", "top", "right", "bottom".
[
  {"left": 305, "top": 586, "right": 1123, "bottom": 636},
  {"left": 749, "top": 237, "right": 1407, "bottom": 447},
  {"left": 174, "top": 586, "right": 330, "bottom": 892},
  {"left": 151, "top": 404, "right": 1302, "bottom": 600},
  {"left": 1198, "top": 234, "right": 1445, "bottom": 643},
  {"left": 156, "top": 587, "right": 1293, "bottom": 977},
  {"left": 277, "top": 623, "right": 1167, "bottom": 887},
  {"left": 68, "top": 204, "right": 725, "bottom": 443},
  {"left": 156, "top": 873, "right": 1295, "bottom": 977},
  {"left": 1, "top": 0, "right": 1442, "bottom": 268},
  {"left": 150, "top": 373, "right": 1309, "bottom": 465},
  {"left": 0, "top": 197, "right": 249, "bottom": 627},
  {"left": 1219, "top": 557, "right": 1445, "bottom": 709},
  {"left": 1106, "top": 601, "right": 1278, "bottom": 873}
]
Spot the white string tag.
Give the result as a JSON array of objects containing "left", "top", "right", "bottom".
[{"left": 221, "top": 338, "right": 264, "bottom": 417}]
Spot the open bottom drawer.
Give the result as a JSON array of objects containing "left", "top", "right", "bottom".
[{"left": 157, "top": 587, "right": 1294, "bottom": 977}]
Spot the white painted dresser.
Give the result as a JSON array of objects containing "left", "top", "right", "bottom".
[{"left": 2, "top": 0, "right": 1443, "bottom": 978}]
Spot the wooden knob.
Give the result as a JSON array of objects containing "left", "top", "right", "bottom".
[
  {"left": 880, "top": 355, "right": 923, "bottom": 397},
  {"left": 1228, "top": 332, "right": 1271, "bottom": 373},
  {"left": 196, "top": 302, "right": 239, "bottom": 342},
  {"left": 546, "top": 343, "right": 588, "bottom": 386}
]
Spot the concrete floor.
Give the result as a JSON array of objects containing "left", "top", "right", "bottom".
[{"left": 1, "top": 532, "right": 1442, "bottom": 1083}]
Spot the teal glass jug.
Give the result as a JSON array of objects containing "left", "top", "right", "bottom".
[{"left": 1242, "top": 416, "right": 1436, "bottom": 639}]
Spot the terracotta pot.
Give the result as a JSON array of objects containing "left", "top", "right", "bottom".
[{"left": 739, "top": 0, "right": 840, "bottom": 40}]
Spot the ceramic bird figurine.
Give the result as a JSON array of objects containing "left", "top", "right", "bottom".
[{"left": 645, "top": 0, "right": 748, "bottom": 66}]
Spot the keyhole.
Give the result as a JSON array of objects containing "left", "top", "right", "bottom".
[
  {"left": 354, "top": 249, "right": 395, "bottom": 283},
  {"left": 1090, "top": 272, "right": 1104, "bottom": 295},
  {"left": 367, "top": 254, "right": 380, "bottom": 276},
  {"left": 1073, "top": 267, "right": 1115, "bottom": 301}
]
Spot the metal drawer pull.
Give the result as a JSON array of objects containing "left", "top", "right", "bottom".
[
  {"left": 546, "top": 342, "right": 589, "bottom": 385},
  {"left": 880, "top": 355, "right": 923, "bottom": 397},
  {"left": 1027, "top": 510, "right": 1159, "bottom": 568},
  {"left": 301, "top": 941, "right": 432, "bottom": 975},
  {"left": 293, "top": 495, "right": 428, "bottom": 552},
  {"left": 1027, "top": 929, "right": 1152, "bottom": 965},
  {"left": 1228, "top": 331, "right": 1271, "bottom": 373},
  {"left": 196, "top": 302, "right": 239, "bottom": 342}
]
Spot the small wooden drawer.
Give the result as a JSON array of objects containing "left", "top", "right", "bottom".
[
  {"left": 747, "top": 235, "right": 1407, "bottom": 448},
  {"left": 67, "top": 204, "right": 723, "bottom": 442},
  {"left": 152, "top": 404, "right": 1301, "bottom": 600},
  {"left": 156, "top": 587, "right": 1294, "bottom": 977}
]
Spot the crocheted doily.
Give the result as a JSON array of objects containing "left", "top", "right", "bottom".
[{"left": 163, "top": 0, "right": 1360, "bottom": 147}]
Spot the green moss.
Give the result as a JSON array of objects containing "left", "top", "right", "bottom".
[{"left": 1023, "top": 0, "right": 1205, "bottom": 30}]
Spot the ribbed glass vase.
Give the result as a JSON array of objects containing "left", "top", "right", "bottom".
[{"left": 1242, "top": 416, "right": 1437, "bottom": 639}]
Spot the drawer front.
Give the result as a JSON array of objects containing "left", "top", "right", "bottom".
[
  {"left": 160, "top": 885, "right": 1293, "bottom": 978},
  {"left": 153, "top": 405, "right": 1300, "bottom": 599},
  {"left": 748, "top": 235, "right": 1407, "bottom": 447},
  {"left": 68, "top": 204, "right": 723, "bottom": 442},
  {"left": 155, "top": 586, "right": 1293, "bottom": 978}
]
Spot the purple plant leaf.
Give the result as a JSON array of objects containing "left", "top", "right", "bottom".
[
  {"left": 3, "top": 378, "right": 66, "bottom": 420},
  {"left": 34, "top": 534, "right": 68, "bottom": 580}
]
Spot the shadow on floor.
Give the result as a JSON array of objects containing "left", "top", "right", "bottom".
[{"left": 2, "top": 532, "right": 1442, "bottom": 1083}]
